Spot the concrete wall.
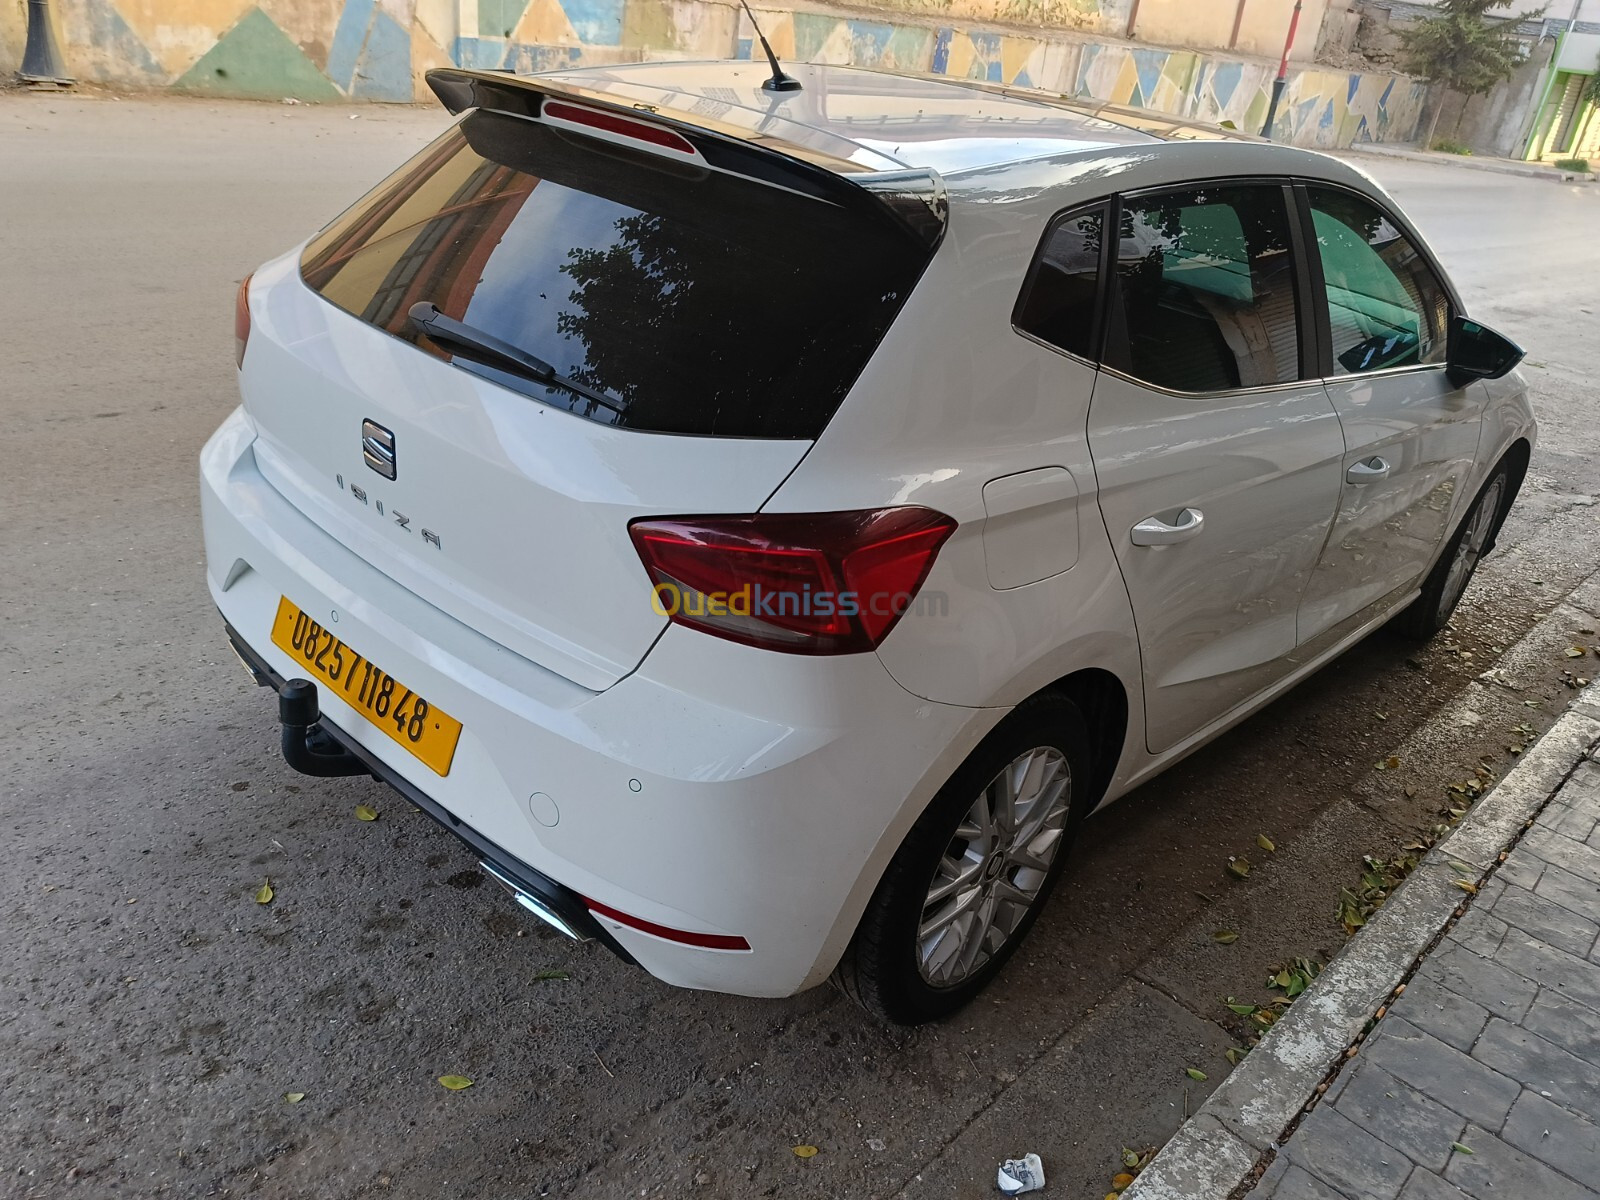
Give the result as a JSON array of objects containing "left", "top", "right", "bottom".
[
  {"left": 19, "top": 0, "right": 1427, "bottom": 148},
  {"left": 1423, "top": 33, "right": 1554, "bottom": 156},
  {"left": 1132, "top": 0, "right": 1329, "bottom": 63},
  {"left": 2, "top": 0, "right": 29, "bottom": 74}
]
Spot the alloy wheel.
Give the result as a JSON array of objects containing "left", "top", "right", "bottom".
[
  {"left": 916, "top": 746, "right": 1072, "bottom": 987},
  {"left": 1437, "top": 477, "right": 1505, "bottom": 625}
]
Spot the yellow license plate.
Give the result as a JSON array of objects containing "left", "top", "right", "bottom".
[{"left": 270, "top": 596, "right": 463, "bottom": 777}]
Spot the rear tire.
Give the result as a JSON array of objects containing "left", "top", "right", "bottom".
[
  {"left": 1393, "top": 462, "right": 1510, "bottom": 641},
  {"left": 834, "top": 694, "right": 1094, "bottom": 1025}
]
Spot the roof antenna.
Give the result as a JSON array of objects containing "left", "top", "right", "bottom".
[{"left": 736, "top": 0, "right": 802, "bottom": 93}]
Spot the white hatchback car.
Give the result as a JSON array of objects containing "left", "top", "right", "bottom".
[{"left": 203, "top": 61, "right": 1534, "bottom": 1023}]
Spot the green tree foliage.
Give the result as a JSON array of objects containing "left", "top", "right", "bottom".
[{"left": 1397, "top": 0, "right": 1542, "bottom": 147}]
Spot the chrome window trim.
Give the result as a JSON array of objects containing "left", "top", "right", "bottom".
[
  {"left": 1010, "top": 324, "right": 1100, "bottom": 370},
  {"left": 1096, "top": 363, "right": 1329, "bottom": 401}
]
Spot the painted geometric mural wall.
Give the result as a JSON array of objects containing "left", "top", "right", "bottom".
[{"left": 48, "top": 0, "right": 1425, "bottom": 148}]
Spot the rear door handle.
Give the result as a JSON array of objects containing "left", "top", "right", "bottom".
[
  {"left": 1346, "top": 456, "right": 1392, "bottom": 484},
  {"left": 1131, "top": 507, "right": 1205, "bottom": 546}
]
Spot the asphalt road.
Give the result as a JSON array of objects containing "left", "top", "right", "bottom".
[{"left": 3, "top": 94, "right": 1599, "bottom": 1200}]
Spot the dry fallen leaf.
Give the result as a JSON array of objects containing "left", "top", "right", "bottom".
[
  {"left": 792, "top": 1145, "right": 819, "bottom": 1159},
  {"left": 355, "top": 804, "right": 379, "bottom": 822},
  {"left": 1566, "top": 647, "right": 1588, "bottom": 658},
  {"left": 1256, "top": 834, "right": 1276, "bottom": 853},
  {"left": 1111, "top": 1173, "right": 1135, "bottom": 1190},
  {"left": 1212, "top": 930, "right": 1240, "bottom": 944},
  {"left": 1226, "top": 858, "right": 1251, "bottom": 881},
  {"left": 283, "top": 1092, "right": 305, "bottom": 1104},
  {"left": 437, "top": 1075, "right": 473, "bottom": 1091},
  {"left": 1454, "top": 880, "right": 1479, "bottom": 895},
  {"left": 255, "top": 879, "right": 274, "bottom": 905}
]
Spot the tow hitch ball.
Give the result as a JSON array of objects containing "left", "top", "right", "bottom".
[{"left": 279, "top": 678, "right": 374, "bottom": 778}]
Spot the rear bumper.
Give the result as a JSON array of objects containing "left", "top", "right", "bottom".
[
  {"left": 225, "top": 624, "right": 632, "bottom": 961},
  {"left": 200, "top": 407, "right": 995, "bottom": 997}
]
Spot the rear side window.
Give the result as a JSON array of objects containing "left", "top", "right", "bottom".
[
  {"left": 1307, "top": 187, "right": 1450, "bottom": 375},
  {"left": 1104, "top": 184, "right": 1304, "bottom": 393},
  {"left": 300, "top": 110, "right": 933, "bottom": 438},
  {"left": 1014, "top": 206, "right": 1105, "bottom": 360}
]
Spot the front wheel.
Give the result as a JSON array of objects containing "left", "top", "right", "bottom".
[
  {"left": 1394, "top": 463, "right": 1510, "bottom": 641},
  {"left": 834, "top": 694, "right": 1094, "bottom": 1025}
]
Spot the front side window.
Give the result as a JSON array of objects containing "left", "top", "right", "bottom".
[
  {"left": 1308, "top": 187, "right": 1450, "bottom": 375},
  {"left": 1105, "top": 184, "right": 1304, "bottom": 393},
  {"left": 1013, "top": 206, "right": 1105, "bottom": 360}
]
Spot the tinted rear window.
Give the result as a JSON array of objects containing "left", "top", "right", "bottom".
[{"left": 300, "top": 110, "right": 933, "bottom": 438}]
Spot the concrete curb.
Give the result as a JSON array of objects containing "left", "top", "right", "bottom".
[
  {"left": 1338, "top": 143, "right": 1594, "bottom": 183},
  {"left": 1121, "top": 687, "right": 1600, "bottom": 1200}
]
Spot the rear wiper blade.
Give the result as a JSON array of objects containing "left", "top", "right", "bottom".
[{"left": 407, "top": 302, "right": 624, "bottom": 415}]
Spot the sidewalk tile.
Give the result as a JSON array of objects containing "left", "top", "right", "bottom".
[
  {"left": 1495, "top": 932, "right": 1600, "bottom": 1014},
  {"left": 1333, "top": 1063, "right": 1468, "bottom": 1170},
  {"left": 1502, "top": 1090, "right": 1600, "bottom": 1185},
  {"left": 1522, "top": 826, "right": 1600, "bottom": 883},
  {"left": 1283, "top": 1107, "right": 1412, "bottom": 1200},
  {"left": 1422, "top": 943, "right": 1537, "bottom": 1023},
  {"left": 1473, "top": 1019, "right": 1600, "bottom": 1124},
  {"left": 1545, "top": 802, "right": 1598, "bottom": 845},
  {"left": 1443, "top": 1124, "right": 1600, "bottom": 1200},
  {"left": 1446, "top": 909, "right": 1509, "bottom": 959},
  {"left": 1256, "top": 1160, "right": 1350, "bottom": 1200},
  {"left": 1522, "top": 988, "right": 1600, "bottom": 1067},
  {"left": 1387, "top": 976, "right": 1491, "bottom": 1051},
  {"left": 1499, "top": 852, "right": 1545, "bottom": 891},
  {"left": 1489, "top": 882, "right": 1600, "bottom": 958},
  {"left": 1534, "top": 861, "right": 1600, "bottom": 921},
  {"left": 1359, "top": 1019, "right": 1520, "bottom": 1130},
  {"left": 1397, "top": 1170, "right": 1473, "bottom": 1200}
]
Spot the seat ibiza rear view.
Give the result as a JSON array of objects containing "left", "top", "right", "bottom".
[{"left": 202, "top": 61, "right": 1533, "bottom": 1024}]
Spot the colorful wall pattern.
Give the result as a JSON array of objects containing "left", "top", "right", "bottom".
[{"left": 38, "top": 0, "right": 1425, "bottom": 148}]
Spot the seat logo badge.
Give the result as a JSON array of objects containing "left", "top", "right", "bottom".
[{"left": 362, "top": 419, "right": 396, "bottom": 480}]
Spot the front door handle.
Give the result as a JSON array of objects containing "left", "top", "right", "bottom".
[
  {"left": 1131, "top": 507, "right": 1205, "bottom": 546},
  {"left": 1346, "top": 456, "right": 1392, "bottom": 484}
]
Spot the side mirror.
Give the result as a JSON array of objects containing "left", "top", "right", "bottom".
[{"left": 1447, "top": 315, "right": 1524, "bottom": 383}]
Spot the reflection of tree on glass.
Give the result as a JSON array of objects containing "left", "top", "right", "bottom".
[
  {"left": 1106, "top": 186, "right": 1303, "bottom": 392},
  {"left": 299, "top": 110, "right": 932, "bottom": 439}
]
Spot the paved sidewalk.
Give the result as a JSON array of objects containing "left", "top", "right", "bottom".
[
  {"left": 1338, "top": 142, "right": 1597, "bottom": 184},
  {"left": 1256, "top": 752, "right": 1600, "bottom": 1200}
]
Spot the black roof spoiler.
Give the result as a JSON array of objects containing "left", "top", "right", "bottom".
[{"left": 424, "top": 67, "right": 946, "bottom": 251}]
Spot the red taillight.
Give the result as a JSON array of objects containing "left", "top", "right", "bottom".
[
  {"left": 234, "top": 272, "right": 253, "bottom": 369},
  {"left": 628, "top": 508, "right": 957, "bottom": 655}
]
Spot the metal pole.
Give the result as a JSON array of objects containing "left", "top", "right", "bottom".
[
  {"left": 1260, "top": 0, "right": 1303, "bottom": 140},
  {"left": 19, "top": 0, "right": 74, "bottom": 87},
  {"left": 1230, "top": 0, "right": 1250, "bottom": 50}
]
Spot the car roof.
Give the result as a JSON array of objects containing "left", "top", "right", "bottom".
[{"left": 524, "top": 60, "right": 1253, "bottom": 175}]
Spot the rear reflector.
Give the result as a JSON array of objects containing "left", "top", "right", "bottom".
[
  {"left": 234, "top": 272, "right": 253, "bottom": 368},
  {"left": 542, "top": 99, "right": 697, "bottom": 157},
  {"left": 584, "top": 897, "right": 752, "bottom": 951},
  {"left": 629, "top": 508, "right": 957, "bottom": 655}
]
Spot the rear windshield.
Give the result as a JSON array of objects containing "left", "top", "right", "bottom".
[{"left": 300, "top": 109, "right": 933, "bottom": 438}]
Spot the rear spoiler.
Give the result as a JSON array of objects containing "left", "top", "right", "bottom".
[{"left": 424, "top": 67, "right": 946, "bottom": 251}]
